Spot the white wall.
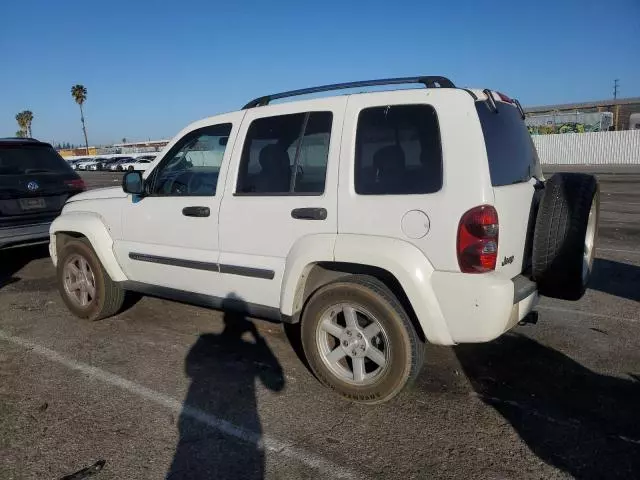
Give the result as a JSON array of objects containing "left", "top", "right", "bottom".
[{"left": 533, "top": 130, "right": 640, "bottom": 165}]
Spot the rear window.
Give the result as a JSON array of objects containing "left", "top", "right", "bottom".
[
  {"left": 0, "top": 144, "right": 74, "bottom": 175},
  {"left": 355, "top": 104, "right": 442, "bottom": 195},
  {"left": 476, "top": 102, "right": 539, "bottom": 186}
]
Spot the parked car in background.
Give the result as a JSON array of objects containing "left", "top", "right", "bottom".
[
  {"left": 107, "top": 157, "right": 133, "bottom": 171},
  {"left": 76, "top": 158, "right": 97, "bottom": 170},
  {"left": 108, "top": 158, "right": 127, "bottom": 171},
  {"left": 97, "top": 158, "right": 119, "bottom": 170},
  {"left": 119, "top": 158, "right": 154, "bottom": 171},
  {"left": 66, "top": 159, "right": 84, "bottom": 169},
  {"left": 1, "top": 137, "right": 85, "bottom": 249},
  {"left": 87, "top": 158, "right": 112, "bottom": 171}
]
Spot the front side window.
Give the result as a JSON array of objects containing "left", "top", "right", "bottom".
[
  {"left": 236, "top": 111, "right": 333, "bottom": 195},
  {"left": 355, "top": 105, "right": 442, "bottom": 195},
  {"left": 150, "top": 123, "right": 232, "bottom": 196}
]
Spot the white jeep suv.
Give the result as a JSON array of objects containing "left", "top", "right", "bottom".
[{"left": 50, "top": 76, "right": 599, "bottom": 403}]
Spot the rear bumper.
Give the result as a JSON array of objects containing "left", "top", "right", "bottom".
[
  {"left": 0, "top": 222, "right": 51, "bottom": 249},
  {"left": 431, "top": 271, "right": 538, "bottom": 343}
]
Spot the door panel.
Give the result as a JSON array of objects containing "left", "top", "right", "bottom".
[
  {"left": 218, "top": 99, "right": 346, "bottom": 308},
  {"left": 114, "top": 113, "right": 243, "bottom": 294}
]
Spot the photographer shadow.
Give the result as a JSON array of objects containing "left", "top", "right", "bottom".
[{"left": 167, "top": 295, "right": 285, "bottom": 479}]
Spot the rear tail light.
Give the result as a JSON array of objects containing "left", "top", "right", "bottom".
[
  {"left": 457, "top": 205, "right": 499, "bottom": 273},
  {"left": 496, "top": 91, "right": 513, "bottom": 103},
  {"left": 65, "top": 178, "right": 86, "bottom": 191}
]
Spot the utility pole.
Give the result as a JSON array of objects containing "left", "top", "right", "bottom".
[{"left": 613, "top": 79, "right": 619, "bottom": 100}]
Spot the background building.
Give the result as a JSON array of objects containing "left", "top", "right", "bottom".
[{"left": 525, "top": 97, "right": 640, "bottom": 134}]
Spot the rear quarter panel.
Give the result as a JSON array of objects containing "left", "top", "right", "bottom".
[{"left": 337, "top": 89, "right": 494, "bottom": 272}]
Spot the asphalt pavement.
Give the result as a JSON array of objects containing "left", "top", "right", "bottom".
[{"left": 0, "top": 169, "right": 638, "bottom": 479}]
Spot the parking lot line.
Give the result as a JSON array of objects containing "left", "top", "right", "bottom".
[
  {"left": 537, "top": 305, "right": 639, "bottom": 323},
  {"left": 0, "top": 329, "right": 362, "bottom": 480}
]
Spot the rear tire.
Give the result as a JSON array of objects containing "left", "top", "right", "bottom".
[
  {"left": 300, "top": 275, "right": 424, "bottom": 404},
  {"left": 532, "top": 173, "right": 599, "bottom": 300},
  {"left": 57, "top": 238, "right": 125, "bottom": 320}
]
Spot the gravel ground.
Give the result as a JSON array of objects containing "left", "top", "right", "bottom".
[{"left": 0, "top": 169, "right": 638, "bottom": 479}]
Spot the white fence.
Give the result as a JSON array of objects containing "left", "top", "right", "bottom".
[{"left": 532, "top": 130, "right": 640, "bottom": 165}]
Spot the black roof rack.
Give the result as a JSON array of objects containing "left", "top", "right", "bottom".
[{"left": 243, "top": 76, "right": 455, "bottom": 109}]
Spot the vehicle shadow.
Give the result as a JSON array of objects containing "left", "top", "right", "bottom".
[
  {"left": 0, "top": 243, "right": 49, "bottom": 290},
  {"left": 588, "top": 257, "right": 640, "bottom": 302},
  {"left": 455, "top": 333, "right": 640, "bottom": 479},
  {"left": 166, "top": 295, "right": 285, "bottom": 480}
]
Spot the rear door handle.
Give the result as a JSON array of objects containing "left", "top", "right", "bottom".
[
  {"left": 291, "top": 208, "right": 327, "bottom": 220},
  {"left": 182, "top": 206, "right": 210, "bottom": 217}
]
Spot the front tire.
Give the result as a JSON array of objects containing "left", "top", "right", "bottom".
[
  {"left": 301, "top": 275, "right": 424, "bottom": 404},
  {"left": 57, "top": 238, "right": 125, "bottom": 321}
]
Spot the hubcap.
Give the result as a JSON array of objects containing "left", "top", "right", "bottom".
[
  {"left": 316, "top": 303, "right": 389, "bottom": 385},
  {"left": 582, "top": 195, "right": 598, "bottom": 284},
  {"left": 63, "top": 254, "right": 96, "bottom": 307}
]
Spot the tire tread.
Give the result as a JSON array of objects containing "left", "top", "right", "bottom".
[{"left": 300, "top": 274, "right": 424, "bottom": 404}]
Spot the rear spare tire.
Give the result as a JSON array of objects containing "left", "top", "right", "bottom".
[{"left": 532, "top": 173, "right": 599, "bottom": 300}]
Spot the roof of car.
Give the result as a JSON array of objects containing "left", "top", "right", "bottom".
[{"left": 0, "top": 137, "right": 51, "bottom": 147}]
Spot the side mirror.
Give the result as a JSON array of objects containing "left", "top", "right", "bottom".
[{"left": 122, "top": 171, "right": 144, "bottom": 195}]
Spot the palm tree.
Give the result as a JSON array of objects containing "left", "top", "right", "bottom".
[
  {"left": 71, "top": 84, "right": 89, "bottom": 154},
  {"left": 15, "top": 111, "right": 28, "bottom": 137},
  {"left": 23, "top": 110, "right": 33, "bottom": 137}
]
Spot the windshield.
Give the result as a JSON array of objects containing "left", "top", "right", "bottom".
[{"left": 0, "top": 144, "right": 74, "bottom": 175}]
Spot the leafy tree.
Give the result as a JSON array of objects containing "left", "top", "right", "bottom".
[
  {"left": 23, "top": 110, "right": 33, "bottom": 137},
  {"left": 15, "top": 110, "right": 34, "bottom": 137},
  {"left": 15, "top": 112, "right": 27, "bottom": 137}
]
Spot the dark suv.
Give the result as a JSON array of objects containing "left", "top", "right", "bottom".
[{"left": 0, "top": 138, "right": 85, "bottom": 248}]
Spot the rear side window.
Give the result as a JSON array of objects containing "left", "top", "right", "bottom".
[
  {"left": 476, "top": 102, "right": 539, "bottom": 186},
  {"left": 236, "top": 111, "right": 333, "bottom": 195},
  {"left": 0, "top": 144, "right": 73, "bottom": 175},
  {"left": 355, "top": 105, "right": 442, "bottom": 195}
]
